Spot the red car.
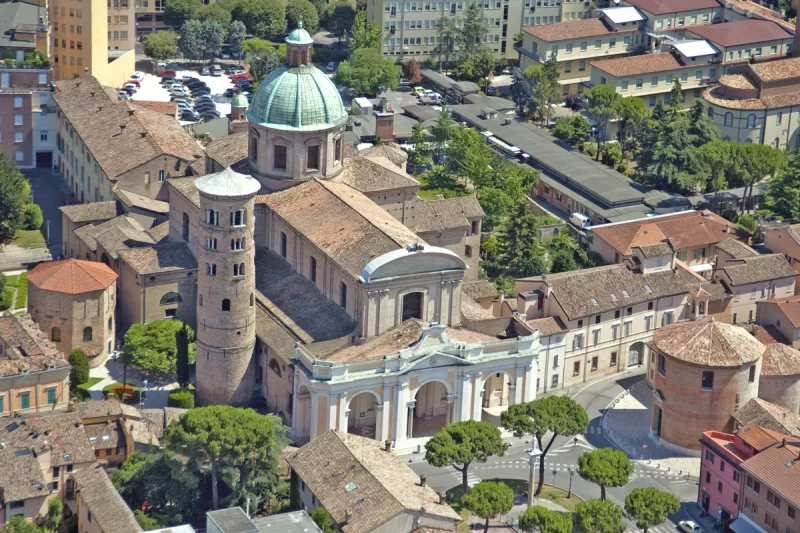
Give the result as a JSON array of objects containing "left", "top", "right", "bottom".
[
  {"left": 232, "top": 73, "right": 250, "bottom": 82},
  {"left": 126, "top": 79, "right": 141, "bottom": 87}
]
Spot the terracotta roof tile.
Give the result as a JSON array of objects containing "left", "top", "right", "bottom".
[
  {"left": 723, "top": 0, "right": 795, "bottom": 31},
  {"left": 736, "top": 425, "right": 791, "bottom": 451},
  {"left": 114, "top": 189, "right": 169, "bottom": 214},
  {"left": 409, "top": 196, "right": 484, "bottom": 233},
  {"left": 84, "top": 421, "right": 124, "bottom": 450},
  {"left": 652, "top": 317, "right": 764, "bottom": 367},
  {"left": 526, "top": 316, "right": 569, "bottom": 336},
  {"left": 591, "top": 52, "right": 690, "bottom": 78},
  {"left": 146, "top": 221, "right": 169, "bottom": 243},
  {"left": 523, "top": 18, "right": 633, "bottom": 42},
  {"left": 761, "top": 343, "right": 800, "bottom": 376},
  {"left": 625, "top": 0, "right": 721, "bottom": 15},
  {"left": 73, "top": 216, "right": 149, "bottom": 253},
  {"left": 734, "top": 398, "right": 800, "bottom": 436},
  {"left": 462, "top": 280, "right": 498, "bottom": 301},
  {"left": 0, "top": 411, "right": 96, "bottom": 466},
  {"left": 131, "top": 100, "right": 177, "bottom": 117},
  {"left": 357, "top": 142, "right": 409, "bottom": 167},
  {"left": 717, "top": 237, "right": 758, "bottom": 258},
  {"left": 0, "top": 313, "right": 67, "bottom": 376},
  {"left": 28, "top": 259, "right": 117, "bottom": 295},
  {"left": 340, "top": 156, "right": 419, "bottom": 193},
  {"left": 703, "top": 85, "right": 768, "bottom": 110},
  {"left": 688, "top": 20, "right": 792, "bottom": 47},
  {"left": 0, "top": 448, "right": 48, "bottom": 502},
  {"left": 204, "top": 131, "right": 249, "bottom": 168},
  {"left": 59, "top": 201, "right": 117, "bottom": 224},
  {"left": 757, "top": 296, "right": 800, "bottom": 327},
  {"left": 118, "top": 242, "right": 197, "bottom": 275},
  {"left": 70, "top": 467, "right": 142, "bottom": 533},
  {"left": 741, "top": 441, "right": 800, "bottom": 506},
  {"left": 168, "top": 176, "right": 202, "bottom": 208},
  {"left": 721, "top": 254, "right": 796, "bottom": 286}
]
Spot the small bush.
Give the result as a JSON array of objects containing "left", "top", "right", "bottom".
[
  {"left": 586, "top": 143, "right": 597, "bottom": 157},
  {"left": 0, "top": 288, "right": 12, "bottom": 311},
  {"left": 168, "top": 388, "right": 195, "bottom": 409},
  {"left": 23, "top": 203, "right": 43, "bottom": 230},
  {"left": 69, "top": 349, "right": 89, "bottom": 387}
]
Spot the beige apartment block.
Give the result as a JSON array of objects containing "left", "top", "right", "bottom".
[
  {"left": 686, "top": 19, "right": 793, "bottom": 63},
  {"left": 367, "top": 0, "right": 525, "bottom": 60},
  {"left": 67, "top": 467, "right": 142, "bottom": 533},
  {"left": 622, "top": 0, "right": 722, "bottom": 42},
  {"left": 518, "top": 11, "right": 645, "bottom": 95},
  {"left": 134, "top": 0, "right": 169, "bottom": 35},
  {"left": 715, "top": 254, "right": 797, "bottom": 325},
  {"left": 50, "top": 0, "right": 135, "bottom": 85}
]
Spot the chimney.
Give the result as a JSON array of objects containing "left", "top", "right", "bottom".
[
  {"left": 438, "top": 492, "right": 446, "bottom": 505},
  {"left": 518, "top": 290, "right": 542, "bottom": 320},
  {"left": 375, "top": 111, "right": 394, "bottom": 142},
  {"left": 140, "top": 132, "right": 147, "bottom": 138},
  {"left": 83, "top": 67, "right": 89, "bottom": 78},
  {"left": 90, "top": 91, "right": 95, "bottom": 97},
  {"left": 384, "top": 440, "right": 392, "bottom": 452},
  {"left": 344, "top": 509, "right": 353, "bottom": 524},
  {"left": 128, "top": 109, "right": 135, "bottom": 116},
  {"left": 419, "top": 474, "right": 427, "bottom": 487},
  {"left": 119, "top": 124, "right": 126, "bottom": 135}
]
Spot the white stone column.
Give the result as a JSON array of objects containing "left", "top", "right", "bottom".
[
  {"left": 456, "top": 374, "right": 472, "bottom": 422},
  {"left": 375, "top": 403, "right": 385, "bottom": 442},
  {"left": 407, "top": 401, "right": 416, "bottom": 439},
  {"left": 327, "top": 395, "right": 338, "bottom": 432},
  {"left": 515, "top": 367, "right": 525, "bottom": 405},
  {"left": 472, "top": 373, "right": 484, "bottom": 421},
  {"left": 310, "top": 393, "right": 321, "bottom": 441},
  {"left": 523, "top": 363, "right": 536, "bottom": 402},
  {"left": 290, "top": 373, "right": 300, "bottom": 438},
  {"left": 393, "top": 381, "right": 410, "bottom": 444},
  {"left": 381, "top": 386, "right": 392, "bottom": 442},
  {"left": 337, "top": 393, "right": 348, "bottom": 432}
]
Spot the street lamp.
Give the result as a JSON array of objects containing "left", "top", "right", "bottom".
[
  {"left": 568, "top": 467, "right": 575, "bottom": 499},
  {"left": 526, "top": 444, "right": 543, "bottom": 509}
]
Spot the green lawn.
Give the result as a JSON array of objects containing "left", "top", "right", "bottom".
[
  {"left": 416, "top": 173, "right": 470, "bottom": 201},
  {"left": 447, "top": 478, "right": 580, "bottom": 515},
  {"left": 11, "top": 230, "right": 46, "bottom": 249},
  {"left": 13, "top": 273, "right": 27, "bottom": 309},
  {"left": 76, "top": 377, "right": 103, "bottom": 392}
]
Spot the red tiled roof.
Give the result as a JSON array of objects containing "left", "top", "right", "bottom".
[
  {"left": 591, "top": 52, "right": 690, "bottom": 78},
  {"left": 28, "top": 259, "right": 118, "bottom": 295},
  {"left": 522, "top": 18, "right": 634, "bottom": 42},
  {"left": 688, "top": 20, "right": 792, "bottom": 47},
  {"left": 625, "top": 0, "right": 721, "bottom": 15},
  {"left": 741, "top": 442, "right": 800, "bottom": 507},
  {"left": 762, "top": 343, "right": 800, "bottom": 376},
  {"left": 758, "top": 296, "right": 800, "bottom": 328},
  {"left": 737, "top": 425, "right": 791, "bottom": 451}
]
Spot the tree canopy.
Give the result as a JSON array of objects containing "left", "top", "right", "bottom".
[
  {"left": 142, "top": 31, "right": 178, "bottom": 61},
  {"left": 518, "top": 506, "right": 573, "bottom": 533},
  {"left": 221, "top": 0, "right": 286, "bottom": 39},
  {"left": 68, "top": 349, "right": 89, "bottom": 388},
  {"left": 575, "top": 499, "right": 626, "bottom": 533},
  {"left": 286, "top": 0, "right": 319, "bottom": 33},
  {"left": 228, "top": 20, "right": 247, "bottom": 60},
  {"left": 164, "top": 406, "right": 289, "bottom": 510},
  {"left": 0, "top": 154, "right": 31, "bottom": 245},
  {"left": 334, "top": 47, "right": 401, "bottom": 95},
  {"left": 585, "top": 84, "right": 620, "bottom": 156},
  {"left": 243, "top": 38, "right": 286, "bottom": 81},
  {"left": 767, "top": 153, "right": 800, "bottom": 221},
  {"left": 577, "top": 448, "right": 633, "bottom": 500},
  {"left": 624, "top": 487, "right": 680, "bottom": 533},
  {"left": 164, "top": 0, "right": 201, "bottom": 29},
  {"left": 123, "top": 319, "right": 196, "bottom": 376},
  {"left": 501, "top": 396, "right": 588, "bottom": 495},
  {"left": 552, "top": 115, "right": 590, "bottom": 147},
  {"left": 424, "top": 420, "right": 508, "bottom": 491},
  {"left": 349, "top": 9, "right": 382, "bottom": 52},
  {"left": 461, "top": 481, "right": 514, "bottom": 533}
]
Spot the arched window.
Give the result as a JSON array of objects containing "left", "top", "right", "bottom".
[
  {"left": 230, "top": 210, "right": 245, "bottom": 227},
  {"left": 402, "top": 292, "right": 424, "bottom": 321},
  {"left": 101, "top": 252, "right": 110, "bottom": 266},
  {"left": 107, "top": 317, "right": 112, "bottom": 332},
  {"left": 233, "top": 264, "right": 241, "bottom": 276},
  {"left": 206, "top": 238, "right": 217, "bottom": 250},
  {"left": 182, "top": 213, "right": 189, "bottom": 240},
  {"left": 280, "top": 232, "right": 287, "bottom": 258},
  {"left": 340, "top": 282, "right": 347, "bottom": 309},
  {"left": 206, "top": 210, "right": 219, "bottom": 226},
  {"left": 231, "top": 238, "right": 244, "bottom": 250},
  {"left": 51, "top": 327, "right": 61, "bottom": 342},
  {"left": 206, "top": 263, "right": 216, "bottom": 276},
  {"left": 250, "top": 136, "right": 258, "bottom": 161},
  {"left": 160, "top": 292, "right": 182, "bottom": 305},
  {"left": 268, "top": 358, "right": 282, "bottom": 377},
  {"left": 724, "top": 112, "right": 733, "bottom": 127},
  {"left": 240, "top": 263, "right": 245, "bottom": 276},
  {"left": 83, "top": 327, "right": 93, "bottom": 342},
  {"left": 250, "top": 293, "right": 254, "bottom": 307},
  {"left": 222, "top": 299, "right": 231, "bottom": 312},
  {"left": 747, "top": 114, "right": 756, "bottom": 128}
]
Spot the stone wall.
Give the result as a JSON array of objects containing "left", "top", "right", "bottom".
[{"left": 758, "top": 374, "right": 800, "bottom": 415}]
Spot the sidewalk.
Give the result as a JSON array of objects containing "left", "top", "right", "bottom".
[{"left": 683, "top": 501, "right": 722, "bottom": 533}]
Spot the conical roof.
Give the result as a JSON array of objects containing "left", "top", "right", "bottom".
[
  {"left": 652, "top": 318, "right": 765, "bottom": 367},
  {"left": 28, "top": 259, "right": 118, "bottom": 294},
  {"left": 195, "top": 167, "right": 261, "bottom": 198}
]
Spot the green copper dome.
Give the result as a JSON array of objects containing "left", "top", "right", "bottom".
[
  {"left": 231, "top": 92, "right": 249, "bottom": 108},
  {"left": 247, "top": 65, "right": 348, "bottom": 132},
  {"left": 286, "top": 21, "right": 314, "bottom": 45}
]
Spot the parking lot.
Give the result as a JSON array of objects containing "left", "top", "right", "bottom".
[{"left": 125, "top": 68, "right": 239, "bottom": 124}]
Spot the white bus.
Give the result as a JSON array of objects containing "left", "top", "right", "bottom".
[{"left": 488, "top": 136, "right": 521, "bottom": 158}]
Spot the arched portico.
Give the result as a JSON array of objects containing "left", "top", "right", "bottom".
[
  {"left": 410, "top": 380, "right": 453, "bottom": 439},
  {"left": 629, "top": 342, "right": 645, "bottom": 367},
  {"left": 346, "top": 390, "right": 379, "bottom": 440},
  {"left": 482, "top": 371, "right": 513, "bottom": 410},
  {"left": 294, "top": 384, "right": 312, "bottom": 442}
]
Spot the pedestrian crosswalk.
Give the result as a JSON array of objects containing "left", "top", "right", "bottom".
[
  {"left": 472, "top": 459, "right": 694, "bottom": 485},
  {"left": 444, "top": 470, "right": 482, "bottom": 488},
  {"left": 627, "top": 523, "right": 679, "bottom": 533}
]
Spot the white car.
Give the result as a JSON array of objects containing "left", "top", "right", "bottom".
[
  {"left": 172, "top": 87, "right": 190, "bottom": 97},
  {"left": 679, "top": 521, "right": 702, "bottom": 533},
  {"left": 131, "top": 71, "right": 145, "bottom": 81},
  {"left": 118, "top": 91, "right": 131, "bottom": 100},
  {"left": 170, "top": 82, "right": 185, "bottom": 90},
  {"left": 175, "top": 101, "right": 193, "bottom": 110},
  {"left": 123, "top": 83, "right": 138, "bottom": 93}
]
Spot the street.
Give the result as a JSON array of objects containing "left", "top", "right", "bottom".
[{"left": 407, "top": 369, "right": 702, "bottom": 532}]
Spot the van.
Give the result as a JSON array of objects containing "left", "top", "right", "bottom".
[{"left": 570, "top": 212, "right": 591, "bottom": 229}]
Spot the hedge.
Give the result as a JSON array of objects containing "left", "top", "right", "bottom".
[{"left": 167, "top": 388, "right": 195, "bottom": 409}]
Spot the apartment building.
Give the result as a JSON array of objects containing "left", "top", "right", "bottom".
[
  {"left": 49, "top": 0, "right": 135, "bottom": 86},
  {"left": 589, "top": 39, "right": 719, "bottom": 109},
  {"left": 53, "top": 76, "right": 205, "bottom": 204},
  {"left": 687, "top": 20, "right": 793, "bottom": 65},
  {"left": 715, "top": 254, "right": 797, "bottom": 325},
  {"left": 66, "top": 467, "right": 142, "bottom": 533},
  {"left": 622, "top": 0, "right": 722, "bottom": 42},
  {"left": 590, "top": 210, "right": 749, "bottom": 267},
  {"left": 0, "top": 447, "right": 50, "bottom": 526},
  {"left": 518, "top": 9, "right": 646, "bottom": 95},
  {"left": 134, "top": 0, "right": 169, "bottom": 36},
  {"left": 734, "top": 441, "right": 800, "bottom": 533},
  {"left": 756, "top": 296, "right": 800, "bottom": 348},
  {"left": 514, "top": 244, "right": 720, "bottom": 388},
  {"left": 367, "top": 0, "right": 525, "bottom": 60}
]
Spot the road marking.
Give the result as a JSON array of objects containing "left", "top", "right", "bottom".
[{"left": 570, "top": 368, "right": 634, "bottom": 400}]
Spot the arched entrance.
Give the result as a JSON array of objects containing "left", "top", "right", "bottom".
[
  {"left": 411, "top": 381, "right": 449, "bottom": 438},
  {"left": 628, "top": 342, "right": 645, "bottom": 367},
  {"left": 347, "top": 391, "right": 378, "bottom": 440},
  {"left": 482, "top": 372, "right": 512, "bottom": 410},
  {"left": 294, "top": 384, "right": 312, "bottom": 442}
]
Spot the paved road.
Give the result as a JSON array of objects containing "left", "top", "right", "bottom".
[{"left": 408, "top": 369, "right": 701, "bottom": 531}]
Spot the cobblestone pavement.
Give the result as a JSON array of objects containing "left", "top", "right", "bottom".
[{"left": 603, "top": 380, "right": 701, "bottom": 477}]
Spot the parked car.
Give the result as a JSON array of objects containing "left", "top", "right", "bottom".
[
  {"left": 195, "top": 94, "right": 214, "bottom": 102},
  {"left": 232, "top": 72, "right": 249, "bottom": 82},
  {"left": 412, "top": 86, "right": 424, "bottom": 94},
  {"left": 176, "top": 103, "right": 194, "bottom": 113},
  {"left": 170, "top": 82, "right": 185, "bottom": 90},
  {"left": 224, "top": 88, "right": 238, "bottom": 97},
  {"left": 486, "top": 85, "right": 496, "bottom": 95},
  {"left": 118, "top": 90, "right": 131, "bottom": 100},
  {"left": 160, "top": 76, "right": 175, "bottom": 85},
  {"left": 180, "top": 109, "right": 201, "bottom": 121},
  {"left": 221, "top": 52, "right": 231, "bottom": 59},
  {"left": 126, "top": 79, "right": 141, "bottom": 88},
  {"left": 209, "top": 65, "right": 223, "bottom": 76},
  {"left": 161, "top": 69, "right": 177, "bottom": 78},
  {"left": 327, "top": 61, "right": 337, "bottom": 72},
  {"left": 200, "top": 66, "right": 210, "bottom": 75},
  {"left": 131, "top": 71, "right": 145, "bottom": 81},
  {"left": 184, "top": 80, "right": 206, "bottom": 89},
  {"left": 172, "top": 88, "right": 191, "bottom": 97},
  {"left": 123, "top": 83, "right": 138, "bottom": 93},
  {"left": 236, "top": 78, "right": 252, "bottom": 88},
  {"left": 191, "top": 87, "right": 211, "bottom": 96},
  {"left": 181, "top": 74, "right": 196, "bottom": 81},
  {"left": 679, "top": 522, "right": 701, "bottom": 533},
  {"left": 229, "top": 66, "right": 245, "bottom": 74},
  {"left": 201, "top": 110, "right": 221, "bottom": 120},
  {"left": 194, "top": 104, "right": 216, "bottom": 113},
  {"left": 399, "top": 78, "right": 411, "bottom": 87}
]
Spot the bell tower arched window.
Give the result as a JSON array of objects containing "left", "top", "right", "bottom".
[
  {"left": 206, "top": 210, "right": 219, "bottom": 226},
  {"left": 230, "top": 210, "right": 245, "bottom": 227}
]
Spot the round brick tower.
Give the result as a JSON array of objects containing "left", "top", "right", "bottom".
[{"left": 195, "top": 167, "right": 262, "bottom": 406}]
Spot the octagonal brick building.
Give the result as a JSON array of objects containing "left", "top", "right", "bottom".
[
  {"left": 649, "top": 318, "right": 763, "bottom": 451},
  {"left": 246, "top": 22, "right": 348, "bottom": 191}
]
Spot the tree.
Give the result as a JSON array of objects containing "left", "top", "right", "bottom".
[
  {"left": 499, "top": 202, "right": 547, "bottom": 278},
  {"left": 200, "top": 21, "right": 225, "bottom": 61},
  {"left": 349, "top": 9, "right": 381, "bottom": 51},
  {"left": 114, "top": 451, "right": 201, "bottom": 525},
  {"left": 577, "top": 448, "right": 632, "bottom": 500},
  {"left": 333, "top": 47, "right": 401, "bottom": 95},
  {"left": 736, "top": 143, "right": 787, "bottom": 214},
  {"left": 461, "top": 1, "right": 488, "bottom": 57},
  {"left": 405, "top": 58, "right": 422, "bottom": 83},
  {"left": 195, "top": 3, "right": 231, "bottom": 32},
  {"left": 461, "top": 481, "right": 514, "bottom": 532},
  {"left": 179, "top": 19, "right": 204, "bottom": 61},
  {"left": 524, "top": 58, "right": 560, "bottom": 127},
  {"left": 513, "top": 31, "right": 524, "bottom": 62},
  {"left": 68, "top": 349, "right": 89, "bottom": 388},
  {"left": 767, "top": 153, "right": 800, "bottom": 221},
  {"left": 406, "top": 120, "right": 431, "bottom": 171},
  {"left": 228, "top": 21, "right": 246, "bottom": 60},
  {"left": 23, "top": 203, "right": 43, "bottom": 230},
  {"left": 287, "top": 0, "right": 319, "bottom": 33},
  {"left": 134, "top": 510, "right": 163, "bottom": 531},
  {"left": 585, "top": 84, "right": 620, "bottom": 158},
  {"left": 624, "top": 488, "right": 680, "bottom": 533},
  {"left": 142, "top": 31, "right": 179, "bottom": 61},
  {"left": 614, "top": 97, "right": 649, "bottom": 153},
  {"left": 691, "top": 140, "right": 732, "bottom": 213},
  {"left": 243, "top": 38, "right": 285, "bottom": 81},
  {"left": 47, "top": 497, "right": 63, "bottom": 530},
  {"left": 575, "top": 500, "right": 625, "bottom": 533},
  {"left": 501, "top": 396, "right": 588, "bottom": 496},
  {"left": 222, "top": 0, "right": 286, "bottom": 39},
  {"left": 668, "top": 78, "right": 684, "bottom": 110},
  {"left": 311, "top": 507, "right": 335, "bottom": 533},
  {"left": 4, "top": 516, "right": 38, "bottom": 533},
  {"left": 123, "top": 319, "right": 196, "bottom": 376},
  {"left": 164, "top": 0, "right": 200, "bottom": 29},
  {"left": 324, "top": 0, "right": 355, "bottom": 43},
  {"left": 518, "top": 506, "right": 573, "bottom": 533},
  {"left": 424, "top": 420, "right": 508, "bottom": 491},
  {"left": 164, "top": 406, "right": 289, "bottom": 510},
  {"left": 0, "top": 154, "right": 31, "bottom": 245},
  {"left": 435, "top": 16, "right": 459, "bottom": 72},
  {"left": 175, "top": 325, "right": 191, "bottom": 388},
  {"left": 430, "top": 104, "right": 456, "bottom": 162},
  {"left": 552, "top": 115, "right": 590, "bottom": 147},
  {"left": 564, "top": 93, "right": 584, "bottom": 114}
]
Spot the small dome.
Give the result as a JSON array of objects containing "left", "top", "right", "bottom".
[
  {"left": 195, "top": 167, "right": 261, "bottom": 198},
  {"left": 286, "top": 20, "right": 314, "bottom": 45},
  {"left": 231, "top": 93, "right": 249, "bottom": 108},
  {"left": 247, "top": 65, "right": 348, "bottom": 132}
]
